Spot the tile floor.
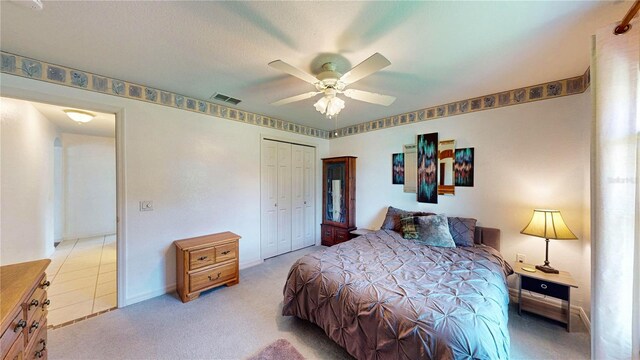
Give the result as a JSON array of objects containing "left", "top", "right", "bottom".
[{"left": 46, "top": 234, "right": 117, "bottom": 326}]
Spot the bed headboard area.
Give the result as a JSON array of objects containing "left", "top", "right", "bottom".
[{"left": 474, "top": 226, "right": 501, "bottom": 251}]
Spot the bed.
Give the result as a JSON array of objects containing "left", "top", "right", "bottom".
[{"left": 282, "top": 227, "right": 513, "bottom": 359}]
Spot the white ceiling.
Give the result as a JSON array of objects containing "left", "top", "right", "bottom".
[
  {"left": 0, "top": 1, "right": 631, "bottom": 131},
  {"left": 31, "top": 101, "right": 115, "bottom": 138}
]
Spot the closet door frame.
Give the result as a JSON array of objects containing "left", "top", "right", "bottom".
[{"left": 260, "top": 135, "right": 318, "bottom": 261}]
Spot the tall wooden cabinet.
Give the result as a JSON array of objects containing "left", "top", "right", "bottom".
[
  {"left": 321, "top": 156, "right": 357, "bottom": 246},
  {"left": 261, "top": 139, "right": 315, "bottom": 259}
]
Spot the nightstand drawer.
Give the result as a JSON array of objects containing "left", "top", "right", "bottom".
[{"left": 521, "top": 276, "right": 569, "bottom": 300}]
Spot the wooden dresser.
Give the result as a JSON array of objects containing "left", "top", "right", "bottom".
[
  {"left": 175, "top": 231, "right": 240, "bottom": 303},
  {"left": 1, "top": 259, "right": 51, "bottom": 360}
]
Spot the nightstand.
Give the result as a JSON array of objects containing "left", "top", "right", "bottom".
[{"left": 512, "top": 262, "right": 578, "bottom": 331}]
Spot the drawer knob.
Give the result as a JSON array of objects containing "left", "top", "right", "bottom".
[
  {"left": 197, "top": 256, "right": 208, "bottom": 261},
  {"left": 14, "top": 319, "right": 26, "bottom": 332},
  {"left": 42, "top": 299, "right": 51, "bottom": 308},
  {"left": 29, "top": 321, "right": 39, "bottom": 333},
  {"left": 40, "top": 280, "right": 50, "bottom": 290},
  {"left": 540, "top": 284, "right": 548, "bottom": 289},
  {"left": 221, "top": 250, "right": 231, "bottom": 255},
  {"left": 208, "top": 272, "right": 222, "bottom": 281},
  {"left": 29, "top": 299, "right": 40, "bottom": 310}
]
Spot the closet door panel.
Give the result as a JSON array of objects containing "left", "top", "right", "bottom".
[
  {"left": 260, "top": 140, "right": 278, "bottom": 259},
  {"left": 276, "top": 143, "right": 292, "bottom": 254},
  {"left": 303, "top": 147, "right": 315, "bottom": 247},
  {"left": 291, "top": 145, "right": 305, "bottom": 251}
]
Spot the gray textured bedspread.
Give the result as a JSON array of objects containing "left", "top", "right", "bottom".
[{"left": 282, "top": 230, "right": 513, "bottom": 360}]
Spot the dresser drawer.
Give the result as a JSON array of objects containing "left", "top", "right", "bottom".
[
  {"left": 521, "top": 276, "right": 569, "bottom": 300},
  {"left": 3, "top": 332, "right": 23, "bottom": 360},
  {"left": 334, "top": 229, "right": 349, "bottom": 243},
  {"left": 189, "top": 247, "right": 216, "bottom": 271},
  {"left": 215, "top": 243, "right": 236, "bottom": 263},
  {"left": 25, "top": 284, "right": 46, "bottom": 323},
  {"left": 321, "top": 225, "right": 333, "bottom": 243},
  {"left": 189, "top": 262, "right": 236, "bottom": 293},
  {"left": 26, "top": 311, "right": 45, "bottom": 345},
  {"left": 24, "top": 320, "right": 46, "bottom": 360},
  {"left": 1, "top": 309, "right": 27, "bottom": 360}
]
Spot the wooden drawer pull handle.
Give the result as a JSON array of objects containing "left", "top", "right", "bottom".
[
  {"left": 221, "top": 250, "right": 231, "bottom": 255},
  {"left": 197, "top": 256, "right": 208, "bottom": 261},
  {"left": 208, "top": 272, "right": 222, "bottom": 281},
  {"left": 14, "top": 320, "right": 26, "bottom": 332},
  {"left": 42, "top": 299, "right": 51, "bottom": 308},
  {"left": 29, "top": 299, "right": 40, "bottom": 310},
  {"left": 29, "top": 321, "right": 39, "bottom": 333},
  {"left": 40, "top": 280, "right": 50, "bottom": 289},
  {"left": 540, "top": 284, "right": 548, "bottom": 289}
]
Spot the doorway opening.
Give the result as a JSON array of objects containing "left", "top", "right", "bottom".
[{"left": 0, "top": 97, "right": 118, "bottom": 327}]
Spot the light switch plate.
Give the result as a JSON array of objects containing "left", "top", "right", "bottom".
[
  {"left": 516, "top": 253, "right": 526, "bottom": 263},
  {"left": 140, "top": 201, "right": 153, "bottom": 211}
]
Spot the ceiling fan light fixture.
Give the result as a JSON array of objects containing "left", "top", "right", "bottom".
[
  {"left": 64, "top": 109, "right": 95, "bottom": 123},
  {"left": 314, "top": 95, "right": 345, "bottom": 119}
]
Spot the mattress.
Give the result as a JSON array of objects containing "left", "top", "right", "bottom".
[{"left": 282, "top": 229, "right": 513, "bottom": 359}]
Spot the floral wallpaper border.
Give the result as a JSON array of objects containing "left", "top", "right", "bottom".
[
  {"left": 330, "top": 67, "right": 590, "bottom": 138},
  {"left": 0, "top": 51, "right": 330, "bottom": 139},
  {"left": 1, "top": 51, "right": 589, "bottom": 140}
]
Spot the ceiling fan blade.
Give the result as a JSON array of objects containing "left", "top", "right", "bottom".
[
  {"left": 340, "top": 53, "right": 391, "bottom": 85},
  {"left": 268, "top": 60, "right": 319, "bottom": 85},
  {"left": 271, "top": 91, "right": 321, "bottom": 106},
  {"left": 343, "top": 89, "right": 396, "bottom": 106}
]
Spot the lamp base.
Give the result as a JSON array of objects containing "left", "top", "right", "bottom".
[{"left": 535, "top": 265, "right": 559, "bottom": 274}]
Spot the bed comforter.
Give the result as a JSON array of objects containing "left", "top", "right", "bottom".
[{"left": 282, "top": 230, "right": 513, "bottom": 359}]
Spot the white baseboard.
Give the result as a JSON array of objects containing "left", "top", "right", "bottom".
[
  {"left": 579, "top": 307, "right": 591, "bottom": 334},
  {"left": 125, "top": 284, "right": 176, "bottom": 307},
  {"left": 508, "top": 287, "right": 590, "bottom": 332},
  {"left": 62, "top": 232, "right": 116, "bottom": 241},
  {"left": 240, "top": 259, "right": 263, "bottom": 270}
]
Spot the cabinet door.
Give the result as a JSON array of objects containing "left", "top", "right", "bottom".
[
  {"left": 291, "top": 145, "right": 305, "bottom": 251},
  {"left": 303, "top": 147, "right": 315, "bottom": 247},
  {"left": 323, "top": 160, "right": 347, "bottom": 225},
  {"left": 276, "top": 143, "right": 292, "bottom": 255},
  {"left": 260, "top": 140, "right": 278, "bottom": 259}
]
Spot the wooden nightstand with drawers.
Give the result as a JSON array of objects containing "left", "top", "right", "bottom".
[
  {"left": 175, "top": 231, "right": 240, "bottom": 303},
  {"left": 513, "top": 262, "right": 578, "bottom": 331}
]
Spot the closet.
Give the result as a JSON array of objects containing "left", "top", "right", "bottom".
[{"left": 261, "top": 139, "right": 315, "bottom": 259}]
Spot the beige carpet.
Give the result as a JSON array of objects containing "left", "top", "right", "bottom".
[{"left": 48, "top": 245, "right": 590, "bottom": 359}]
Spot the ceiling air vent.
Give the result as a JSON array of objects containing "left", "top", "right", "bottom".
[{"left": 210, "top": 93, "right": 241, "bottom": 105}]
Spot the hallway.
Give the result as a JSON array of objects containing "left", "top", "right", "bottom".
[{"left": 46, "top": 234, "right": 117, "bottom": 327}]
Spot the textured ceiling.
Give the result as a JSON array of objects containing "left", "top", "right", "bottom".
[
  {"left": 31, "top": 101, "right": 115, "bottom": 138},
  {"left": 0, "top": 1, "right": 631, "bottom": 130}
]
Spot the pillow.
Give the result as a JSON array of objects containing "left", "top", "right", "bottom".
[
  {"left": 448, "top": 217, "right": 477, "bottom": 247},
  {"left": 400, "top": 216, "right": 420, "bottom": 240},
  {"left": 414, "top": 214, "right": 456, "bottom": 248},
  {"left": 381, "top": 206, "right": 435, "bottom": 233}
]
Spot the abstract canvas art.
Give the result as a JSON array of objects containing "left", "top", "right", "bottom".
[
  {"left": 417, "top": 133, "right": 438, "bottom": 203},
  {"left": 392, "top": 153, "right": 404, "bottom": 184},
  {"left": 454, "top": 148, "right": 474, "bottom": 186}
]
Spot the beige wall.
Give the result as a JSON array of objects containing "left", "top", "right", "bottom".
[
  {"left": 1, "top": 73, "right": 330, "bottom": 305},
  {"left": 1, "top": 97, "right": 59, "bottom": 264},
  {"left": 330, "top": 91, "right": 592, "bottom": 312}
]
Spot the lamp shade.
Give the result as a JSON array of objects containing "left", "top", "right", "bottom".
[{"left": 520, "top": 209, "right": 577, "bottom": 240}]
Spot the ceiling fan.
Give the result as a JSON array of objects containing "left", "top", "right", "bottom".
[{"left": 268, "top": 53, "right": 396, "bottom": 119}]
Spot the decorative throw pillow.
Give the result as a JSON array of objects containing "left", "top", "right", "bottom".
[
  {"left": 448, "top": 217, "right": 477, "bottom": 247},
  {"left": 400, "top": 216, "right": 420, "bottom": 240},
  {"left": 414, "top": 214, "right": 456, "bottom": 248},
  {"left": 381, "top": 206, "right": 435, "bottom": 233}
]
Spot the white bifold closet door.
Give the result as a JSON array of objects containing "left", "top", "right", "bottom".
[{"left": 261, "top": 140, "right": 314, "bottom": 259}]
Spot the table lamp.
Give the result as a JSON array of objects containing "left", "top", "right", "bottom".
[{"left": 520, "top": 209, "right": 577, "bottom": 274}]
